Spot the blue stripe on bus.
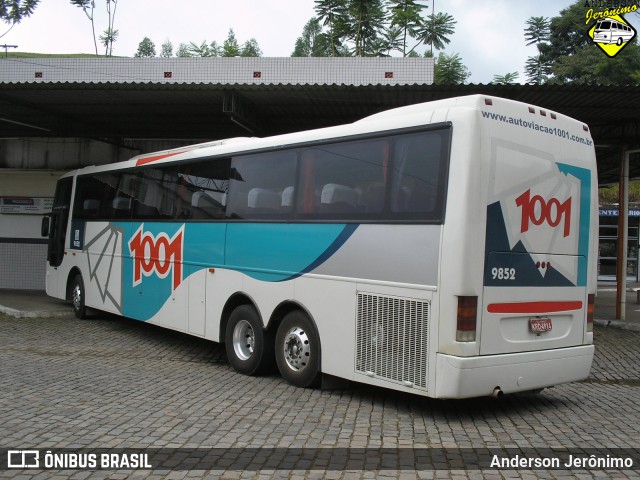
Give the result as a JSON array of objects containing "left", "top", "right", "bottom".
[
  {"left": 556, "top": 162, "right": 591, "bottom": 287},
  {"left": 118, "top": 222, "right": 357, "bottom": 320}
]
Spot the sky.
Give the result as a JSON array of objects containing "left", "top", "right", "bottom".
[{"left": 3, "top": 0, "right": 640, "bottom": 84}]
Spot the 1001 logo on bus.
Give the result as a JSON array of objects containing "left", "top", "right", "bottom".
[
  {"left": 128, "top": 224, "right": 184, "bottom": 291},
  {"left": 515, "top": 189, "right": 572, "bottom": 237}
]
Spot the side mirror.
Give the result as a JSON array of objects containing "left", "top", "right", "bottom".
[{"left": 41, "top": 216, "right": 50, "bottom": 237}]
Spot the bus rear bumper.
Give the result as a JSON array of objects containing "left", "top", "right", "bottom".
[{"left": 434, "top": 345, "right": 594, "bottom": 399}]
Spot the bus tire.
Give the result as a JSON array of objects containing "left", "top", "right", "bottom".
[
  {"left": 70, "top": 274, "right": 87, "bottom": 319},
  {"left": 225, "top": 305, "right": 274, "bottom": 376},
  {"left": 275, "top": 310, "right": 321, "bottom": 388}
]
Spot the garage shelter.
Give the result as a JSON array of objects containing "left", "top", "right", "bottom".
[{"left": 1, "top": 57, "right": 639, "bottom": 299}]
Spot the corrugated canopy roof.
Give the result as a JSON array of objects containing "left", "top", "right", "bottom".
[{"left": 1, "top": 81, "right": 639, "bottom": 184}]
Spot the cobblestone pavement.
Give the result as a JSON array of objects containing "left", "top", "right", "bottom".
[{"left": 1, "top": 312, "right": 639, "bottom": 479}]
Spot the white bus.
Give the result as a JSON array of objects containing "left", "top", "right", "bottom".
[{"left": 42, "top": 95, "right": 597, "bottom": 399}]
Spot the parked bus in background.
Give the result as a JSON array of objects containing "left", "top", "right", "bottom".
[{"left": 42, "top": 95, "right": 598, "bottom": 398}]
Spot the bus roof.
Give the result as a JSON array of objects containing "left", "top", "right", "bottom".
[{"left": 75, "top": 94, "right": 584, "bottom": 175}]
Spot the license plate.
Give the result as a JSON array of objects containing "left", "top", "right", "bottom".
[{"left": 530, "top": 317, "right": 553, "bottom": 333}]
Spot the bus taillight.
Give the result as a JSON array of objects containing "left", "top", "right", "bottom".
[
  {"left": 456, "top": 296, "right": 478, "bottom": 342},
  {"left": 587, "top": 294, "right": 595, "bottom": 332}
]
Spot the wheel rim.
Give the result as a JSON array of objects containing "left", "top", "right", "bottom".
[
  {"left": 72, "top": 284, "right": 82, "bottom": 311},
  {"left": 282, "top": 326, "right": 310, "bottom": 372},
  {"left": 232, "top": 319, "right": 255, "bottom": 361}
]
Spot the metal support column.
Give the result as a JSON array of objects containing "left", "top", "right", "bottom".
[
  {"left": 616, "top": 148, "right": 640, "bottom": 320},
  {"left": 616, "top": 148, "right": 628, "bottom": 320}
]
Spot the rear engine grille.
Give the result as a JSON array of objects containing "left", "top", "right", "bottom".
[{"left": 356, "top": 293, "right": 429, "bottom": 390}]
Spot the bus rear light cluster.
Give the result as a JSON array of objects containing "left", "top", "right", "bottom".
[
  {"left": 587, "top": 294, "right": 595, "bottom": 332},
  {"left": 528, "top": 106, "right": 557, "bottom": 119},
  {"left": 456, "top": 296, "right": 478, "bottom": 342}
]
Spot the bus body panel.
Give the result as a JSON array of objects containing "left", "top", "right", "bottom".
[
  {"left": 473, "top": 97, "right": 597, "bottom": 360},
  {"left": 43, "top": 95, "right": 598, "bottom": 398},
  {"left": 435, "top": 345, "right": 594, "bottom": 399}
]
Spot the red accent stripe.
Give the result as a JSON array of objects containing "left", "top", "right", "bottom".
[
  {"left": 136, "top": 151, "right": 186, "bottom": 166},
  {"left": 487, "top": 301, "right": 583, "bottom": 314}
]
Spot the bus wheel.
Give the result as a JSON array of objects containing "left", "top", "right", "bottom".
[
  {"left": 70, "top": 274, "right": 87, "bottom": 319},
  {"left": 617, "top": 37, "right": 623, "bottom": 46},
  {"left": 225, "top": 305, "right": 273, "bottom": 376},
  {"left": 275, "top": 311, "right": 321, "bottom": 388}
]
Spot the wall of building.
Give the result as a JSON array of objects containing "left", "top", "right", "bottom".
[
  {"left": 0, "top": 137, "right": 188, "bottom": 169},
  {"left": 0, "top": 170, "right": 62, "bottom": 290},
  {"left": 0, "top": 137, "right": 194, "bottom": 290}
]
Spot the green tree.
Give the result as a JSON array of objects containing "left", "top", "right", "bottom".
[
  {"left": 99, "top": 27, "right": 118, "bottom": 56},
  {"left": 552, "top": 42, "right": 640, "bottom": 85},
  {"left": 314, "top": 0, "right": 347, "bottom": 56},
  {"left": 434, "top": 52, "right": 470, "bottom": 85},
  {"left": 388, "top": 0, "right": 427, "bottom": 56},
  {"left": 293, "top": 18, "right": 320, "bottom": 56},
  {"left": 102, "top": 0, "right": 119, "bottom": 56},
  {"left": 222, "top": 29, "right": 241, "bottom": 57},
  {"left": 293, "top": 17, "right": 334, "bottom": 57},
  {"left": 492, "top": 71, "right": 519, "bottom": 85},
  {"left": 134, "top": 36, "right": 156, "bottom": 57},
  {"left": 305, "top": 0, "right": 455, "bottom": 58},
  {"left": 187, "top": 40, "right": 219, "bottom": 57},
  {"left": 69, "top": 0, "right": 98, "bottom": 55},
  {"left": 541, "top": 1, "right": 590, "bottom": 60},
  {"left": 1, "top": 0, "right": 40, "bottom": 23},
  {"left": 1, "top": 0, "right": 40, "bottom": 39},
  {"left": 176, "top": 43, "right": 191, "bottom": 57},
  {"left": 536, "top": 0, "right": 640, "bottom": 85},
  {"left": 421, "top": 12, "right": 456, "bottom": 56},
  {"left": 241, "top": 38, "right": 262, "bottom": 57},
  {"left": 71, "top": 0, "right": 119, "bottom": 56},
  {"left": 343, "top": 0, "right": 387, "bottom": 56},
  {"left": 524, "top": 16, "right": 550, "bottom": 46},
  {"left": 524, "top": 16, "right": 551, "bottom": 84},
  {"left": 524, "top": 53, "right": 552, "bottom": 85},
  {"left": 380, "top": 25, "right": 403, "bottom": 56},
  {"left": 160, "top": 39, "right": 173, "bottom": 58},
  {"left": 0, "top": 0, "right": 40, "bottom": 38}
]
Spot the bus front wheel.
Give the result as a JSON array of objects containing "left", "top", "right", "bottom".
[
  {"left": 275, "top": 311, "right": 321, "bottom": 388},
  {"left": 225, "top": 305, "right": 274, "bottom": 376},
  {"left": 70, "top": 274, "right": 87, "bottom": 319}
]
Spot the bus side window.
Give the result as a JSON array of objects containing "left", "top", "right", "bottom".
[
  {"left": 178, "top": 159, "right": 230, "bottom": 220},
  {"left": 73, "top": 174, "right": 120, "bottom": 220},
  {"left": 134, "top": 167, "right": 178, "bottom": 220},
  {"left": 297, "top": 138, "right": 387, "bottom": 218},
  {"left": 227, "top": 151, "right": 296, "bottom": 219}
]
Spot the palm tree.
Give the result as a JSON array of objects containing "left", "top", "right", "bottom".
[
  {"left": 525, "top": 54, "right": 552, "bottom": 84},
  {"left": 346, "top": 0, "right": 387, "bottom": 57},
  {"left": 420, "top": 12, "right": 456, "bottom": 56},
  {"left": 314, "top": 0, "right": 347, "bottom": 56},
  {"left": 524, "top": 16, "right": 551, "bottom": 85},
  {"left": 69, "top": 0, "right": 98, "bottom": 55},
  {"left": 434, "top": 52, "right": 470, "bottom": 85},
  {"left": 99, "top": 28, "right": 118, "bottom": 56},
  {"left": 388, "top": 0, "right": 427, "bottom": 56},
  {"left": 524, "top": 16, "right": 550, "bottom": 46},
  {"left": 492, "top": 71, "right": 520, "bottom": 85}
]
